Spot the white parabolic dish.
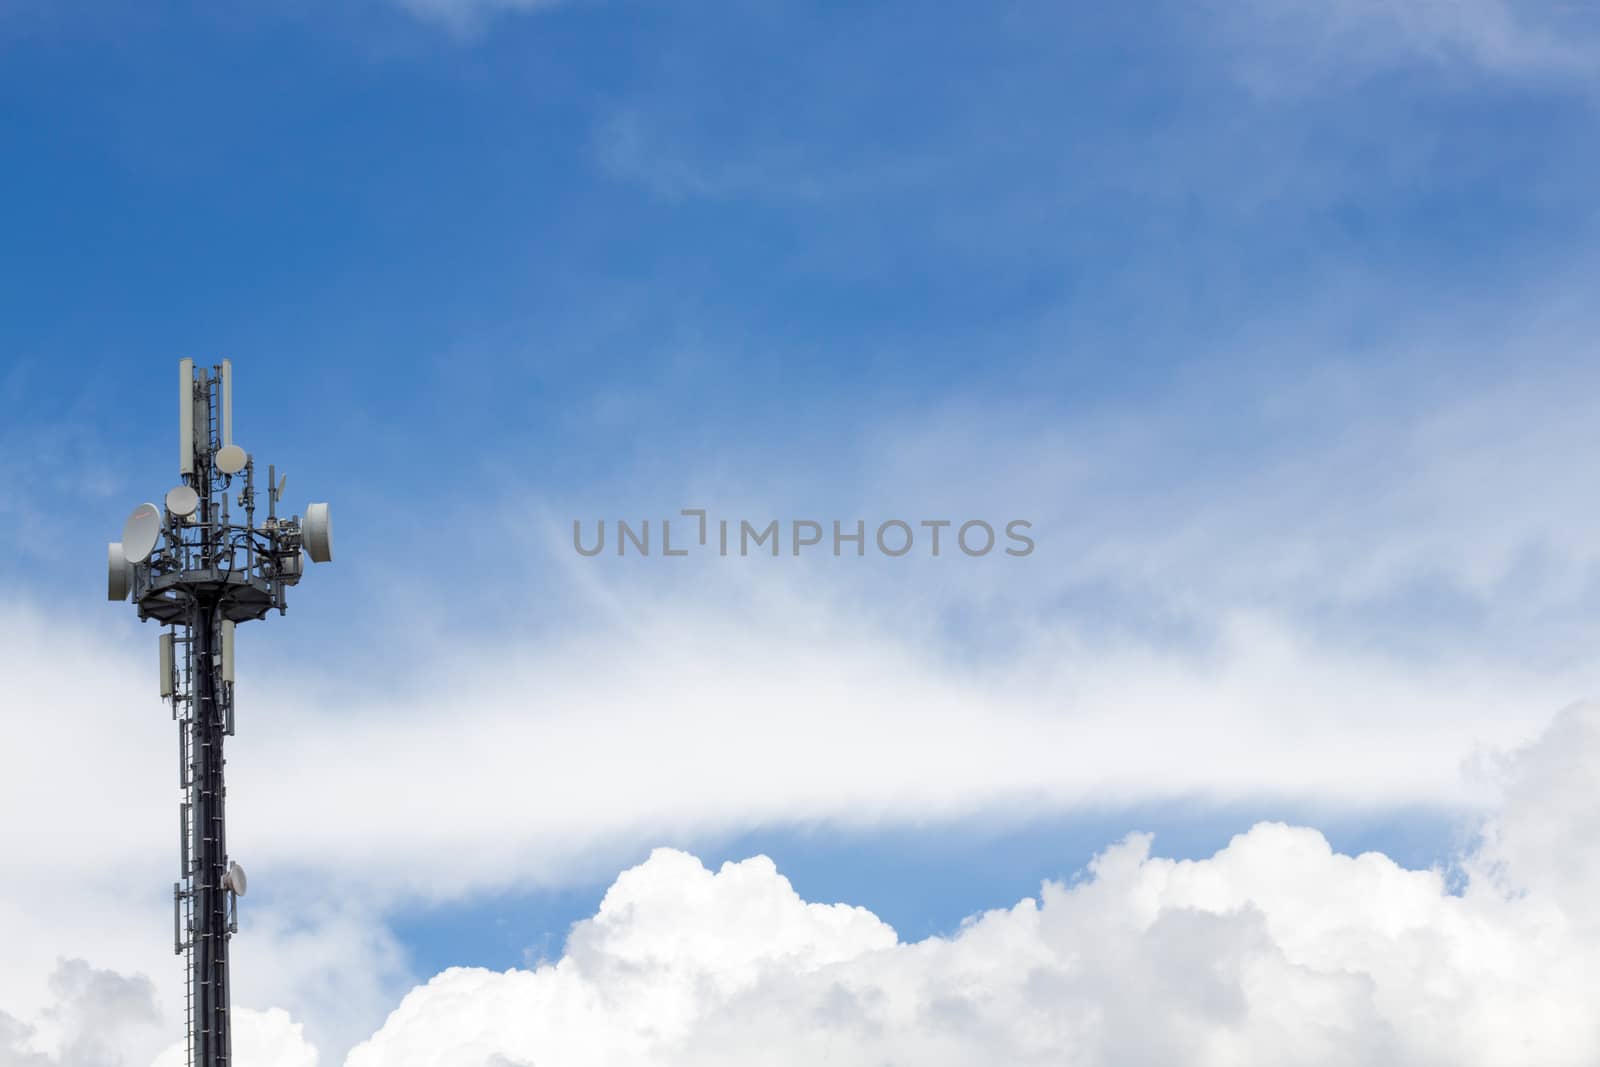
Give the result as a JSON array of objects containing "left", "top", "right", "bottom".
[
  {"left": 215, "top": 444, "right": 248, "bottom": 475},
  {"left": 122, "top": 503, "right": 162, "bottom": 561},
  {"left": 166, "top": 485, "right": 199, "bottom": 518}
]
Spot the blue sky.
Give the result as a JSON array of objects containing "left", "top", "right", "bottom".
[{"left": 3, "top": 1, "right": 1600, "bottom": 1062}]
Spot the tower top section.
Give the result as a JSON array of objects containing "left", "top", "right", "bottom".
[{"left": 107, "top": 360, "right": 334, "bottom": 623}]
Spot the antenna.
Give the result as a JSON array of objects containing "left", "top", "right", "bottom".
[
  {"left": 166, "top": 485, "right": 200, "bottom": 519},
  {"left": 179, "top": 359, "right": 194, "bottom": 476},
  {"left": 107, "top": 543, "right": 132, "bottom": 601},
  {"left": 122, "top": 503, "right": 162, "bottom": 562},
  {"left": 219, "top": 359, "right": 233, "bottom": 446},
  {"left": 106, "top": 360, "right": 334, "bottom": 1067},
  {"left": 225, "top": 861, "right": 247, "bottom": 897},
  {"left": 303, "top": 502, "right": 333, "bottom": 563},
  {"left": 215, "top": 444, "right": 247, "bottom": 476}
]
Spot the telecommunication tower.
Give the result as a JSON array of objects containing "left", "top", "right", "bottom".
[{"left": 107, "top": 360, "right": 333, "bottom": 1067}]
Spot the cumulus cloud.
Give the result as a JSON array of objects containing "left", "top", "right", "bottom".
[
  {"left": 149, "top": 1009, "right": 317, "bottom": 1067},
  {"left": 341, "top": 704, "right": 1600, "bottom": 1066},
  {"left": 0, "top": 960, "right": 161, "bottom": 1067},
  {"left": 0, "top": 960, "right": 314, "bottom": 1067}
]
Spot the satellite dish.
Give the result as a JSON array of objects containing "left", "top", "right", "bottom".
[
  {"left": 215, "top": 444, "right": 248, "bottom": 475},
  {"left": 303, "top": 502, "right": 333, "bottom": 563},
  {"left": 106, "top": 542, "right": 133, "bottom": 601},
  {"left": 166, "top": 485, "right": 200, "bottom": 518},
  {"left": 122, "top": 503, "right": 163, "bottom": 562},
  {"left": 225, "top": 861, "right": 248, "bottom": 897},
  {"left": 276, "top": 474, "right": 287, "bottom": 503}
]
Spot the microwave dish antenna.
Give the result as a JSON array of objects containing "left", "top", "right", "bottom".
[{"left": 122, "top": 504, "right": 162, "bottom": 562}]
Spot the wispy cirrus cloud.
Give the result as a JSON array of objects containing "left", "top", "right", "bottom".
[
  {"left": 1218, "top": 0, "right": 1600, "bottom": 89},
  {"left": 385, "top": 0, "right": 566, "bottom": 33}
]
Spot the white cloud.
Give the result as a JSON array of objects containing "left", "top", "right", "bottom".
[
  {"left": 15, "top": 545, "right": 1587, "bottom": 910},
  {"left": 220, "top": 596, "right": 1593, "bottom": 900},
  {"left": 8, "top": 303, "right": 1600, "bottom": 1061},
  {"left": 1220, "top": 0, "right": 1600, "bottom": 89},
  {"left": 12, "top": 567, "right": 1589, "bottom": 1062},
  {"left": 591, "top": 108, "right": 936, "bottom": 204},
  {"left": 344, "top": 704, "right": 1600, "bottom": 1066},
  {"left": 8, "top": 704, "right": 1594, "bottom": 1065},
  {"left": 149, "top": 1009, "right": 317, "bottom": 1067},
  {"left": 223, "top": 909, "right": 411, "bottom": 1060},
  {"left": 1472, "top": 703, "right": 1600, "bottom": 925},
  {"left": 0, "top": 960, "right": 162, "bottom": 1067},
  {"left": 387, "top": 0, "right": 565, "bottom": 32},
  {"left": 9, "top": 297, "right": 1600, "bottom": 1063}
]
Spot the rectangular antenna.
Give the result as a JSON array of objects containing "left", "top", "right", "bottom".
[
  {"left": 179, "top": 359, "right": 194, "bottom": 475},
  {"left": 160, "top": 633, "right": 175, "bottom": 698},
  {"left": 220, "top": 359, "right": 233, "bottom": 446},
  {"left": 221, "top": 621, "right": 235, "bottom": 684}
]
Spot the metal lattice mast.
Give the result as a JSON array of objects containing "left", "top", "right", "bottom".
[{"left": 108, "top": 360, "right": 333, "bottom": 1067}]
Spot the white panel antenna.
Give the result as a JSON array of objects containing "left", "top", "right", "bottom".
[
  {"left": 160, "top": 633, "right": 175, "bottom": 698},
  {"left": 221, "top": 620, "right": 235, "bottom": 684},
  {"left": 179, "top": 359, "right": 195, "bottom": 475},
  {"left": 220, "top": 358, "right": 233, "bottom": 446}
]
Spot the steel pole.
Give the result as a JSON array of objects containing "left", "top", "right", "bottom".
[{"left": 189, "top": 598, "right": 231, "bottom": 1066}]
